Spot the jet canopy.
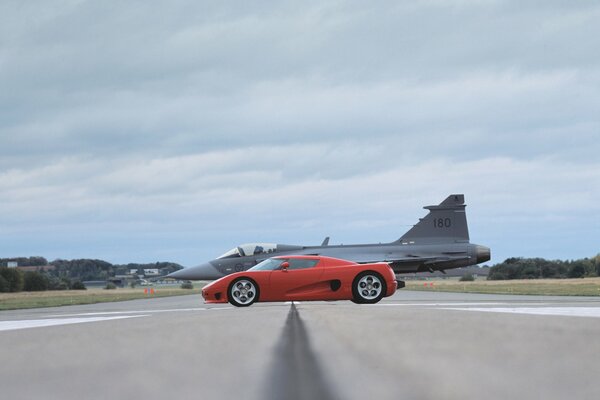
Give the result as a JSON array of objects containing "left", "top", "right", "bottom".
[{"left": 217, "top": 243, "right": 277, "bottom": 259}]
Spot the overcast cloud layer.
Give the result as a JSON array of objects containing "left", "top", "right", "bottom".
[{"left": 1, "top": 1, "right": 599, "bottom": 266}]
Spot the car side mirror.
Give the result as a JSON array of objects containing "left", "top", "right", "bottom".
[{"left": 280, "top": 261, "right": 290, "bottom": 271}]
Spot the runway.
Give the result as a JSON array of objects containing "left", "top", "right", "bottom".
[{"left": 1, "top": 291, "right": 599, "bottom": 400}]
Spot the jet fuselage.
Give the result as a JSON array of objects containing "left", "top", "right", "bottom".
[{"left": 167, "top": 194, "right": 491, "bottom": 281}]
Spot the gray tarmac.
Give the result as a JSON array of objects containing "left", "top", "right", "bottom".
[{"left": 1, "top": 290, "right": 600, "bottom": 400}]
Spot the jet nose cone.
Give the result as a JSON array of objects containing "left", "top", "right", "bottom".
[
  {"left": 475, "top": 245, "right": 491, "bottom": 264},
  {"left": 167, "top": 263, "right": 224, "bottom": 280}
]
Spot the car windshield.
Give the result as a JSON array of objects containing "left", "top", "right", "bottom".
[
  {"left": 217, "top": 243, "right": 277, "bottom": 259},
  {"left": 249, "top": 258, "right": 320, "bottom": 271},
  {"left": 249, "top": 258, "right": 286, "bottom": 271}
]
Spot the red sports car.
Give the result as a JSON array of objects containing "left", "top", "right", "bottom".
[{"left": 201, "top": 255, "right": 399, "bottom": 307}]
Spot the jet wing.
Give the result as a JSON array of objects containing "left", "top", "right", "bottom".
[
  {"left": 349, "top": 254, "right": 471, "bottom": 264},
  {"left": 422, "top": 256, "right": 471, "bottom": 264}
]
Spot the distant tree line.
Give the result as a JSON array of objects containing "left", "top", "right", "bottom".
[
  {"left": 487, "top": 255, "right": 600, "bottom": 280},
  {"left": 0, "top": 257, "right": 184, "bottom": 293},
  {"left": 0, "top": 267, "right": 86, "bottom": 293},
  {"left": 50, "top": 259, "right": 114, "bottom": 281},
  {"left": 3, "top": 255, "right": 599, "bottom": 291}
]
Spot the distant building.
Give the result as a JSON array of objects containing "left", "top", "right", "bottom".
[
  {"left": 7, "top": 261, "right": 18, "bottom": 268},
  {"left": 143, "top": 269, "right": 160, "bottom": 276},
  {"left": 109, "top": 275, "right": 136, "bottom": 287}
]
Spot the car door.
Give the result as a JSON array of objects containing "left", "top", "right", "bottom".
[{"left": 268, "top": 259, "right": 323, "bottom": 301}]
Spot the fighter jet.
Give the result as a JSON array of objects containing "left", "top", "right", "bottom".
[{"left": 168, "top": 194, "right": 490, "bottom": 280}]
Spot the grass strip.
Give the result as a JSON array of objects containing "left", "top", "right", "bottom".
[
  {"left": 404, "top": 277, "right": 600, "bottom": 296},
  {"left": 0, "top": 286, "right": 204, "bottom": 311}
]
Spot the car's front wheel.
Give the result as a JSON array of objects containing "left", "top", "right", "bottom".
[
  {"left": 352, "top": 271, "right": 386, "bottom": 304},
  {"left": 228, "top": 278, "right": 259, "bottom": 307}
]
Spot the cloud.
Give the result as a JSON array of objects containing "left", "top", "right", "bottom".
[
  {"left": 0, "top": 1, "right": 599, "bottom": 264},
  {"left": 1, "top": 148, "right": 598, "bottom": 263}
]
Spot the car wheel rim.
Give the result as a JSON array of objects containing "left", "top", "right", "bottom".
[
  {"left": 231, "top": 280, "right": 255, "bottom": 305},
  {"left": 358, "top": 275, "right": 382, "bottom": 300}
]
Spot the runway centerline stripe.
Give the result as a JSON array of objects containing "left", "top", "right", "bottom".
[
  {"left": 265, "top": 303, "right": 337, "bottom": 400},
  {"left": 0, "top": 315, "right": 148, "bottom": 332}
]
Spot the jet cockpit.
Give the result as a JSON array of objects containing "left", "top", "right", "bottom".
[{"left": 217, "top": 243, "right": 277, "bottom": 259}]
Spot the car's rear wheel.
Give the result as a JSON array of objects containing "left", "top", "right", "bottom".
[
  {"left": 352, "top": 271, "right": 386, "bottom": 304},
  {"left": 228, "top": 277, "right": 259, "bottom": 307}
]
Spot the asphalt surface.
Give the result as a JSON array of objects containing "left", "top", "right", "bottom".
[{"left": 1, "top": 290, "right": 600, "bottom": 400}]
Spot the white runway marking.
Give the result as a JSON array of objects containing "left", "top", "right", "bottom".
[
  {"left": 445, "top": 307, "right": 600, "bottom": 318},
  {"left": 376, "top": 302, "right": 512, "bottom": 306},
  {"left": 0, "top": 315, "right": 147, "bottom": 332},
  {"left": 46, "top": 307, "right": 231, "bottom": 317}
]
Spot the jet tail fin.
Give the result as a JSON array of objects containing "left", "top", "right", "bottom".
[{"left": 395, "top": 194, "right": 470, "bottom": 244}]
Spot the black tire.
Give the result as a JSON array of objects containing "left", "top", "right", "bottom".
[
  {"left": 228, "top": 277, "right": 259, "bottom": 307},
  {"left": 352, "top": 271, "right": 386, "bottom": 304}
]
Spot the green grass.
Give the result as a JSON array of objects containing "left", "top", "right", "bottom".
[
  {"left": 0, "top": 286, "right": 204, "bottom": 311},
  {"left": 404, "top": 277, "right": 600, "bottom": 296}
]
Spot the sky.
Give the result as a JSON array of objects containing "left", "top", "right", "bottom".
[{"left": 1, "top": 0, "right": 599, "bottom": 267}]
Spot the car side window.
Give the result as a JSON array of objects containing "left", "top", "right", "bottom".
[{"left": 288, "top": 259, "right": 319, "bottom": 270}]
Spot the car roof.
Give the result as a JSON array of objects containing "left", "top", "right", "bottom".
[{"left": 271, "top": 255, "right": 358, "bottom": 264}]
